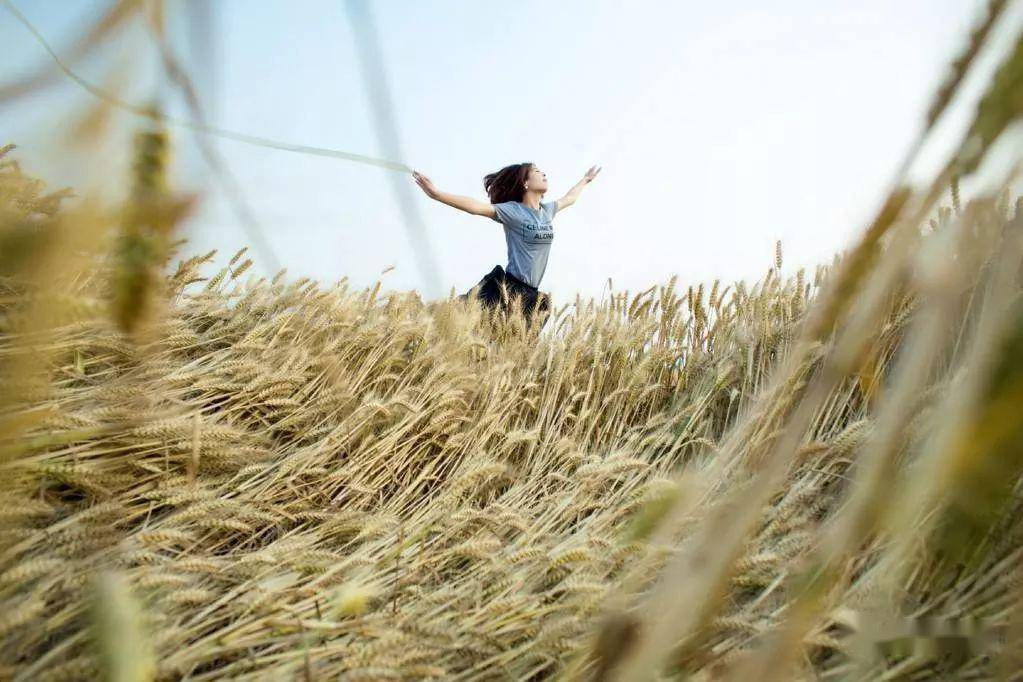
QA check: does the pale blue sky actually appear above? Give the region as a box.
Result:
[0,1,993,302]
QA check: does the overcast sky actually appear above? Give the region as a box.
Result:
[0,0,1004,304]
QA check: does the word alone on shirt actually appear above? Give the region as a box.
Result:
[490,199,558,289]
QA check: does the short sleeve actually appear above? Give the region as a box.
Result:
[491,202,515,224]
[542,200,558,221]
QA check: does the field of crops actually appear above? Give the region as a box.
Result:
[3,3,1023,680]
[2,132,1022,679]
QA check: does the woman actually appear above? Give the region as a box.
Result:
[412,162,601,329]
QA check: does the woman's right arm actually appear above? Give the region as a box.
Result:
[412,170,497,219]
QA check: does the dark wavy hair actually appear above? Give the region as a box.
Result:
[483,162,533,204]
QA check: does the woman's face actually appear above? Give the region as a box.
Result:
[525,165,548,194]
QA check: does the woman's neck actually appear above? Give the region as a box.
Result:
[521,191,543,210]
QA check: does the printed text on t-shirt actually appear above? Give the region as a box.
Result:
[520,223,553,243]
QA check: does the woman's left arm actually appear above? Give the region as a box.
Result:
[555,165,602,213]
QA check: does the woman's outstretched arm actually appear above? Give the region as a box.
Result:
[412,170,496,219]
[555,165,602,213]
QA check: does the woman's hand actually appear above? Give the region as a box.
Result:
[412,170,440,199]
[555,165,602,214]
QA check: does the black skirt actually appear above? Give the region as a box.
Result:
[459,265,551,325]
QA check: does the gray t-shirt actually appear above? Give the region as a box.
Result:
[490,199,558,288]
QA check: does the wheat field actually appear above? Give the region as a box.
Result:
[3,3,1023,680]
